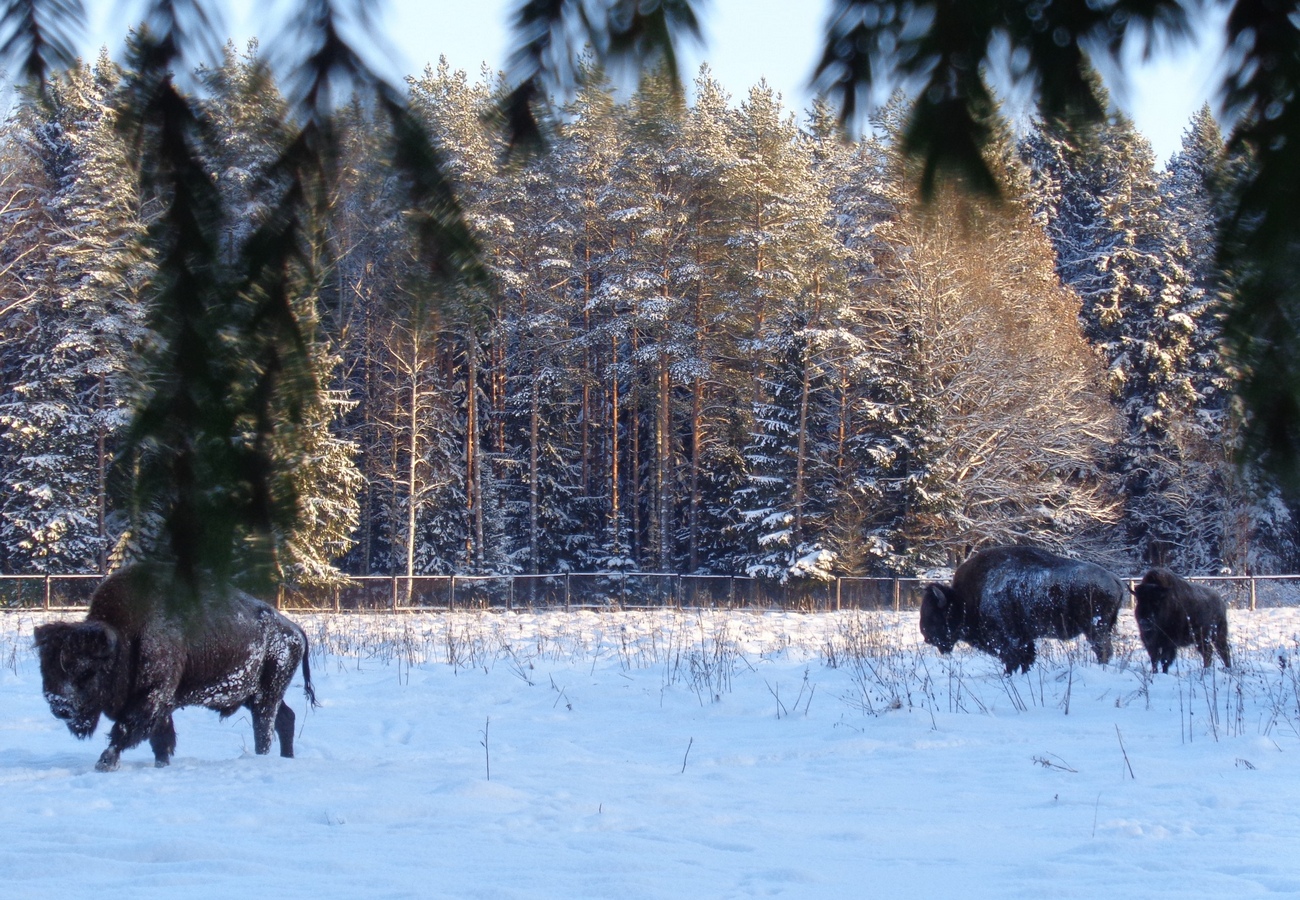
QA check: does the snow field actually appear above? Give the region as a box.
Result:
[2,607,1300,898]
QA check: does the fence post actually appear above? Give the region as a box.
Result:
[728,576,735,608]
[44,574,50,611]
[509,577,514,612]
[836,578,842,611]
[449,575,455,610]
[1251,576,1257,611]
[564,574,570,612]
[893,579,900,612]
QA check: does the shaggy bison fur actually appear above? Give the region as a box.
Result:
[920,545,1124,673]
[1132,567,1231,673]
[34,565,316,771]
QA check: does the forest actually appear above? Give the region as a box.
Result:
[0,41,1293,585]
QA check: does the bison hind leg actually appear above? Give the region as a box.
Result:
[248,699,296,758]
[250,631,302,757]
[245,697,282,755]
[150,714,177,767]
[1197,634,1215,668]
[1214,630,1232,669]
[1088,632,1114,665]
[275,703,296,758]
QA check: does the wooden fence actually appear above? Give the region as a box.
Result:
[3,572,1300,613]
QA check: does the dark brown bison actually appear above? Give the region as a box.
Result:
[34,565,316,771]
[920,545,1124,673]
[1132,567,1231,673]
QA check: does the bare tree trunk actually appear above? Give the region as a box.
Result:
[582,244,593,500]
[688,375,702,573]
[581,303,592,500]
[465,332,484,571]
[657,349,671,571]
[628,315,643,566]
[96,374,108,573]
[749,198,767,408]
[405,338,419,598]
[529,351,541,574]
[630,381,641,568]
[794,356,811,548]
[609,331,621,555]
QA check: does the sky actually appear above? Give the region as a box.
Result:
[82,0,1229,165]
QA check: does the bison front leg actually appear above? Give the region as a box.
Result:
[1157,643,1177,674]
[97,696,175,772]
[149,714,177,767]
[1000,641,1036,675]
[95,743,122,772]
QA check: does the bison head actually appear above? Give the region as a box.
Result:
[1132,568,1176,617]
[919,584,963,654]
[33,621,119,739]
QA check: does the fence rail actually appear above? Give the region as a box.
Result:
[5,572,1300,613]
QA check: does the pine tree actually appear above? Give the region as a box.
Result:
[324,98,411,576]
[808,103,926,575]
[675,68,744,573]
[408,60,514,575]
[726,83,858,582]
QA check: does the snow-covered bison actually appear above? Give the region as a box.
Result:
[34,565,316,771]
[920,545,1124,673]
[1132,567,1231,673]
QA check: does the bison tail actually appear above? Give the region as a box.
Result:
[300,632,320,709]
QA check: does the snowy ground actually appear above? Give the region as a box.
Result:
[4,606,1300,899]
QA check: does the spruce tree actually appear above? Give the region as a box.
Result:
[0,55,147,573]
[1026,96,1233,570]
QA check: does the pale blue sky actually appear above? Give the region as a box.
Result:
[83,0,1226,164]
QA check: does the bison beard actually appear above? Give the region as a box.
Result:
[1133,567,1232,673]
[919,545,1124,674]
[34,566,317,772]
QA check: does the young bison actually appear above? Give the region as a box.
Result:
[1132,567,1231,673]
[920,545,1124,674]
[34,565,316,771]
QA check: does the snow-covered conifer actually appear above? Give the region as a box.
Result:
[0,55,147,573]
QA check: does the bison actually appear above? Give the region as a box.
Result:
[34,565,316,772]
[1132,567,1231,673]
[920,545,1124,673]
